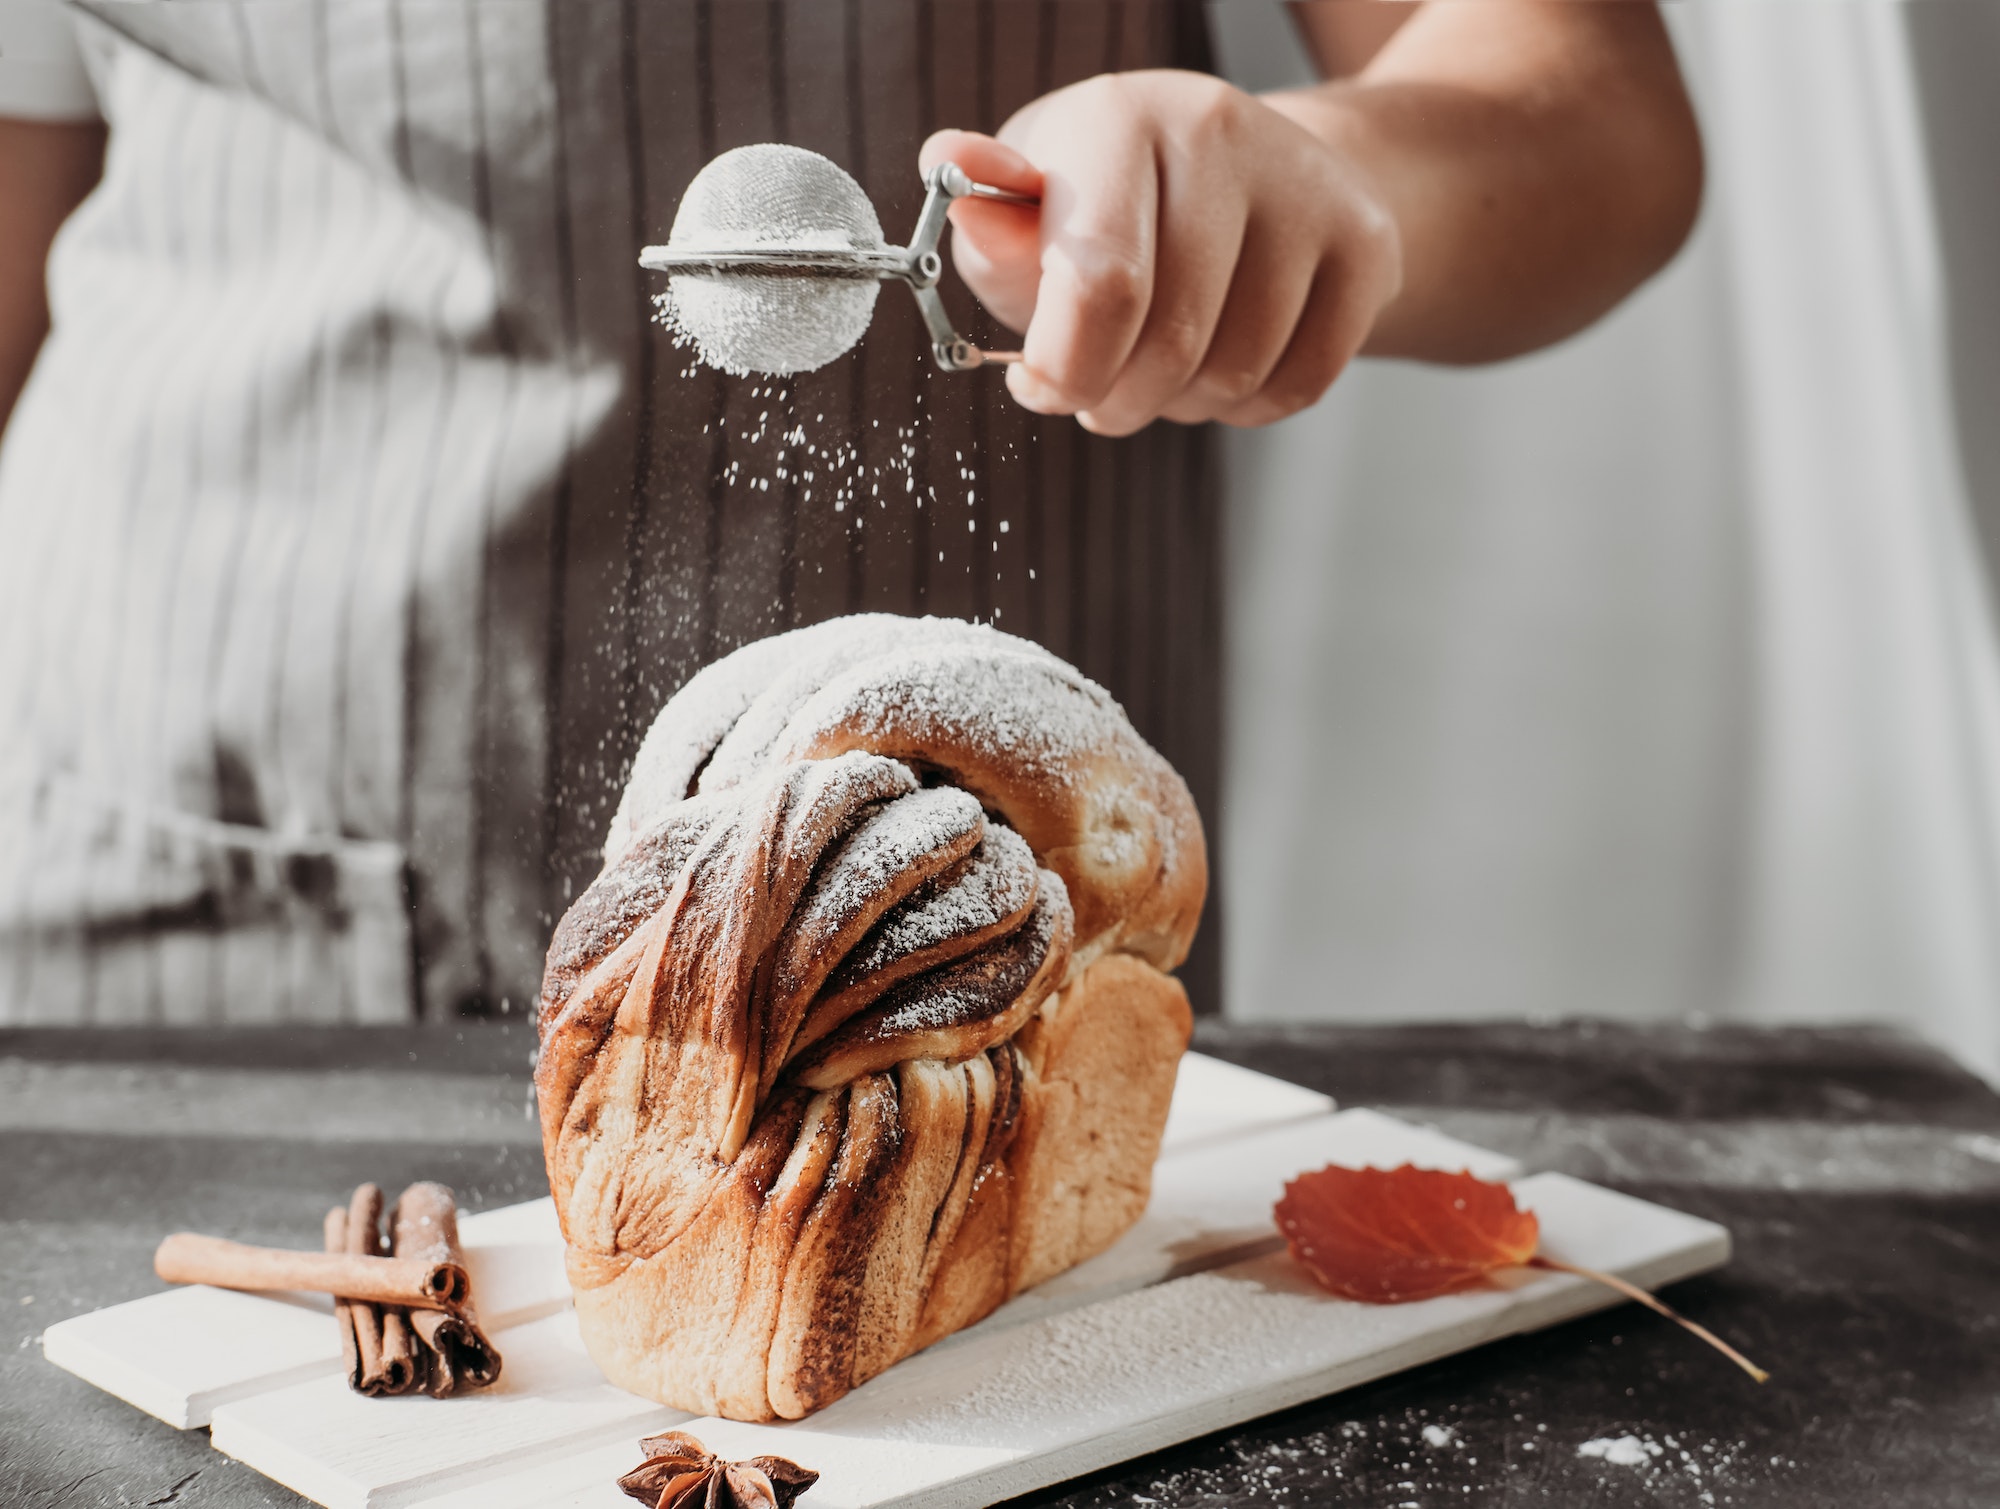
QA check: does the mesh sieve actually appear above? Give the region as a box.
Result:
[659,144,885,376]
[645,147,1036,375]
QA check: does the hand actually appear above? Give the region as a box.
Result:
[919,71,1402,436]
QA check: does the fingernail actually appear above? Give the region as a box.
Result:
[1077,410,1143,438]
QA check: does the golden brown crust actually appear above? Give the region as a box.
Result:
[1005,955,1193,1293]
[538,615,1205,1421]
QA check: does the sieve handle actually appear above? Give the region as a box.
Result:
[958,181,1039,206]
[907,163,1039,371]
[907,162,1037,274]
[636,244,913,279]
[936,164,1038,208]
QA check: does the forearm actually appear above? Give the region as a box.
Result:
[0,117,105,437]
[1272,2,1702,363]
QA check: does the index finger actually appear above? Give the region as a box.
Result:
[920,130,1044,297]
[1009,87,1160,413]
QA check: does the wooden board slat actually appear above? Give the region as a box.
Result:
[207,1310,687,1509]
[39,1285,341,1433]
[397,1440,648,1509]
[1156,1050,1332,1151]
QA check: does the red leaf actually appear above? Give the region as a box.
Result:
[1274,1163,1540,1303]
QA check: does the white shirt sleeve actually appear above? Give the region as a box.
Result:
[0,0,101,121]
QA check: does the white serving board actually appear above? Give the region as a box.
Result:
[45,1054,1732,1509]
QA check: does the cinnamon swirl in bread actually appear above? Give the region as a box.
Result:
[535,615,1205,1420]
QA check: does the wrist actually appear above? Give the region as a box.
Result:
[1256,84,1408,353]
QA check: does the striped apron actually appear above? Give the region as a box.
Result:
[0,0,1222,1026]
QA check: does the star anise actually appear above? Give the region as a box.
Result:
[618,1431,819,1509]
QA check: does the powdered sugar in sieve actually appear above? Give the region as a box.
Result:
[658,145,885,376]
[643,148,1038,376]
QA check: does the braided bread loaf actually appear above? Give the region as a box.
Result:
[535,615,1205,1420]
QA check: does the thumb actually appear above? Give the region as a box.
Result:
[918,130,1043,197]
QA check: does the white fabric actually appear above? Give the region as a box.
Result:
[1214,4,2000,1081]
[0,0,98,121]
[1691,5,2000,1083]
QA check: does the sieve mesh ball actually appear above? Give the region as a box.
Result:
[660,144,885,377]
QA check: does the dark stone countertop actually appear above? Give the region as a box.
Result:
[3,1019,1996,1508]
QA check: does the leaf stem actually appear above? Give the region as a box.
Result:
[1527,1255,1769,1384]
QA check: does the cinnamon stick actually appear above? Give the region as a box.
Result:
[392,1181,502,1394]
[323,1206,363,1390]
[407,1300,501,1393]
[375,1308,420,1394]
[345,1183,418,1396]
[152,1234,468,1310]
[344,1185,388,1390]
[322,1186,419,1396]
[352,1184,418,1392]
